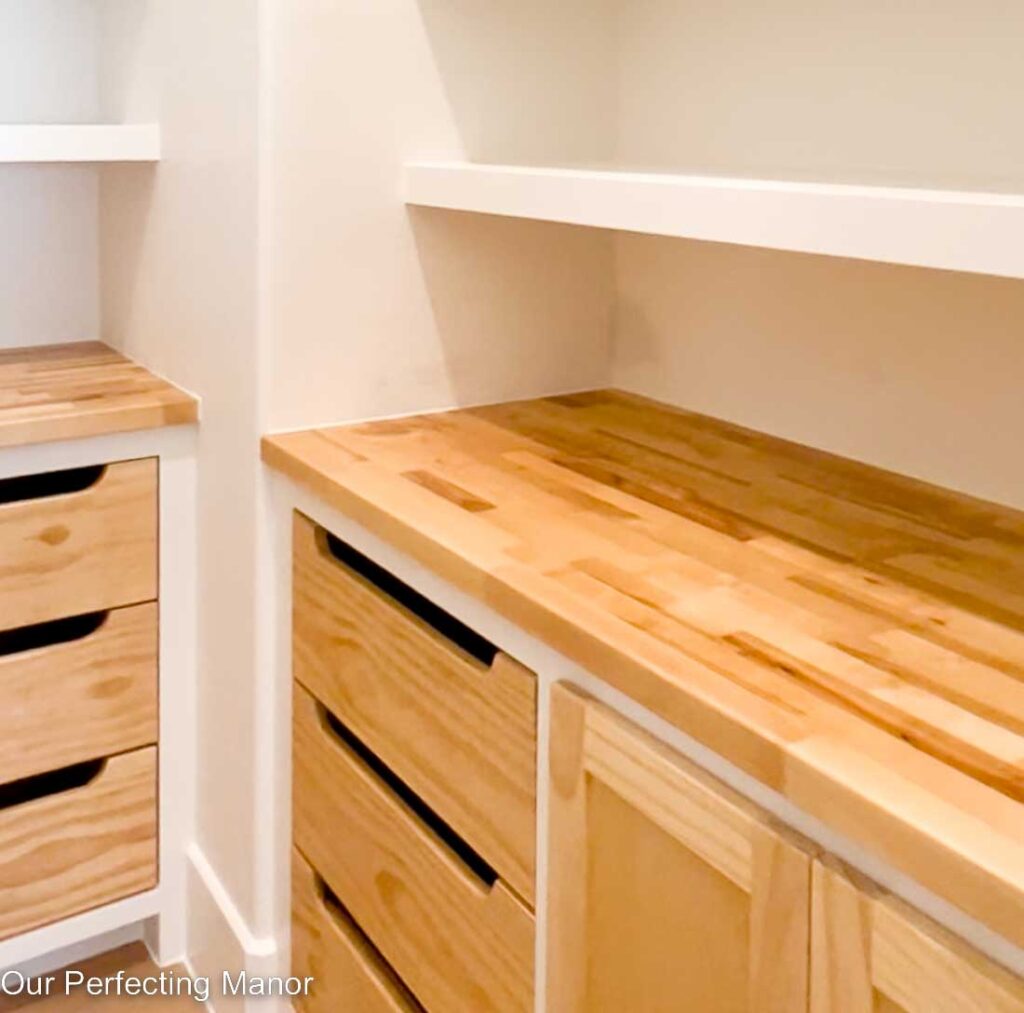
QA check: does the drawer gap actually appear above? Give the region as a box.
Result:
[319,704,500,889]
[0,758,105,810]
[311,863,427,1011]
[0,611,107,658]
[322,529,497,666]
[0,465,105,506]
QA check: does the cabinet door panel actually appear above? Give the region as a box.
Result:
[811,861,1024,1013]
[548,684,811,1013]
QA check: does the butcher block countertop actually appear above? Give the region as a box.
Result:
[263,389,1024,950]
[0,341,197,449]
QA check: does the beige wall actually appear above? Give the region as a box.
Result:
[98,0,264,935]
[358,0,1024,193]
[266,0,614,432]
[414,0,616,165]
[0,1,100,348]
[615,0,1024,191]
[614,234,1024,509]
[609,1,1024,511]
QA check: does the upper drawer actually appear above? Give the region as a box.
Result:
[293,512,537,906]
[293,685,535,1013]
[0,459,157,633]
[0,603,158,785]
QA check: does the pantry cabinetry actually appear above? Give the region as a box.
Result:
[548,684,1024,1013]
[270,389,1024,1012]
[0,342,197,963]
[811,862,1024,1013]
[0,459,159,940]
[292,512,536,1013]
[547,684,810,1012]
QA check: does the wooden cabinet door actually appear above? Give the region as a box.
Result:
[811,861,1024,1013]
[547,684,811,1012]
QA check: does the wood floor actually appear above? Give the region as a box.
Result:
[0,945,198,1011]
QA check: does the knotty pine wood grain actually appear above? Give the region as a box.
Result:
[293,512,536,905]
[292,849,420,1013]
[549,685,811,1012]
[0,342,196,449]
[812,859,1024,1011]
[0,458,157,633]
[0,748,157,942]
[262,389,1024,948]
[0,603,157,784]
[293,686,534,1013]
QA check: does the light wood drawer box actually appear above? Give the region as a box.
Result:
[0,603,157,785]
[0,746,157,941]
[0,459,158,634]
[293,848,421,1013]
[293,684,534,1013]
[293,512,537,905]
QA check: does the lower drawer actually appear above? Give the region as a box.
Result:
[293,684,534,1013]
[0,747,157,941]
[0,603,158,784]
[292,849,420,1013]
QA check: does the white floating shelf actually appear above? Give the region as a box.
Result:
[405,161,1024,280]
[0,124,161,164]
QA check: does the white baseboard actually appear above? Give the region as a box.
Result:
[186,844,286,1013]
[7,922,146,980]
[0,891,161,974]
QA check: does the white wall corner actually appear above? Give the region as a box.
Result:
[185,844,286,1013]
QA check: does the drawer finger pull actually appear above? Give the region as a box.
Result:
[0,465,106,507]
[0,611,108,659]
[316,702,499,889]
[316,867,354,922]
[0,758,106,810]
[312,867,427,1010]
[319,528,497,666]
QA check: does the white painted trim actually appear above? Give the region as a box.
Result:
[405,161,1024,279]
[269,475,1024,997]
[0,425,196,481]
[0,124,161,163]
[251,472,294,955]
[186,844,288,1013]
[149,435,199,966]
[0,893,160,972]
[187,845,277,961]
[9,923,144,980]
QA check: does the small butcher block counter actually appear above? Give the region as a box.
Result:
[263,389,1024,951]
[0,341,197,449]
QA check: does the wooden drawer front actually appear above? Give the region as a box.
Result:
[293,849,421,1013]
[293,513,537,905]
[0,459,157,633]
[293,685,534,1013]
[0,747,157,941]
[0,603,158,785]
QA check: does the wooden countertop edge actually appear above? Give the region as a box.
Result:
[261,432,1024,953]
[0,397,198,450]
